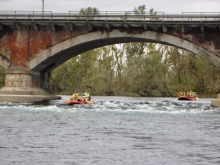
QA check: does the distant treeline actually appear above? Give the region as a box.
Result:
[49,43,220,98]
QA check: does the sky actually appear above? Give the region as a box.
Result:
[0,0,220,14]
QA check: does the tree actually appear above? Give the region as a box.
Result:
[133,5,146,14]
[78,7,99,20]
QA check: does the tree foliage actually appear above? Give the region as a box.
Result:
[49,41,220,97]
[78,7,99,20]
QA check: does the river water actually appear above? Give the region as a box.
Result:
[0,96,220,165]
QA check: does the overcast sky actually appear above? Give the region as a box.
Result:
[0,0,220,14]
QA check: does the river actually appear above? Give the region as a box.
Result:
[0,96,220,165]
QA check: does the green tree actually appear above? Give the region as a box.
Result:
[78,7,99,20]
[133,5,146,14]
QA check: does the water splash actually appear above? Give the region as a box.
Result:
[0,99,219,114]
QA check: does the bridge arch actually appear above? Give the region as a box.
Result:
[28,29,220,72]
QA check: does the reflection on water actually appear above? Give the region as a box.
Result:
[0,96,220,165]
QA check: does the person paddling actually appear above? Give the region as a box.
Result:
[83,90,91,102]
[70,93,78,100]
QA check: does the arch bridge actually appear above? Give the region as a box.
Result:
[0,11,220,106]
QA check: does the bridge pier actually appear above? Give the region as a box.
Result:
[0,67,61,103]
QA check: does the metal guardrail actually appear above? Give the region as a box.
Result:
[0,11,220,22]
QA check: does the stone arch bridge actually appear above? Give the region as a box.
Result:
[0,11,220,106]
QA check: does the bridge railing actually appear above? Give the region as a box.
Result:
[0,11,219,22]
[0,10,53,20]
[182,12,220,21]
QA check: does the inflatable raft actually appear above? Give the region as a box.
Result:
[66,98,94,105]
